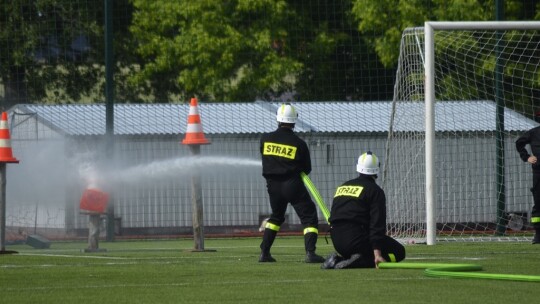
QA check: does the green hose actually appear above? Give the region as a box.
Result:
[379,262,540,282]
[300,172,330,223]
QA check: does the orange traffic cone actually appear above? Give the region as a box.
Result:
[181,97,210,145]
[0,112,19,163]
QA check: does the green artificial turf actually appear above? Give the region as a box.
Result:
[1,237,539,303]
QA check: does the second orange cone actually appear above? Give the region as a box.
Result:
[182,97,210,145]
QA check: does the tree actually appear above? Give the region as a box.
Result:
[0,0,102,108]
[289,0,394,101]
[0,0,144,108]
[129,0,393,102]
[1,0,398,104]
[129,0,299,102]
[351,0,529,68]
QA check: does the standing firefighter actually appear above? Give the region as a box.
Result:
[515,110,540,244]
[322,151,405,269]
[259,103,325,263]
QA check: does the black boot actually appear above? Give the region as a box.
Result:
[305,251,325,263]
[259,252,277,262]
[533,228,540,244]
[321,252,343,269]
[259,228,278,262]
[303,232,324,263]
[334,253,363,269]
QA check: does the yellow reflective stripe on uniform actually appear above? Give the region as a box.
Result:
[303,227,319,235]
[265,222,280,231]
[334,185,364,198]
[388,253,396,263]
[263,142,297,160]
[532,217,540,223]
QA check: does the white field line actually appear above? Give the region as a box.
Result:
[1,253,306,268]
[1,253,486,270]
[17,253,128,259]
[12,244,334,253]
[1,277,429,292]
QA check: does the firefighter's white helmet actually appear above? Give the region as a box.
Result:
[276,103,298,124]
[356,151,380,175]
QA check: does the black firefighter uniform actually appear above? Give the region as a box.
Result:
[259,126,321,255]
[329,175,405,267]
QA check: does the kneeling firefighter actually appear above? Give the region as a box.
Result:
[322,151,406,269]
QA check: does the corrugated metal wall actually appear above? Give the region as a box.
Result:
[7,113,534,236]
[66,132,387,231]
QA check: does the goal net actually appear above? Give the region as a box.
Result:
[384,22,540,243]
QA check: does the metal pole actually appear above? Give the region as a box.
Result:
[0,163,16,254]
[189,145,205,251]
[104,0,115,242]
[495,0,506,235]
[0,164,18,254]
[0,164,6,251]
[425,22,436,245]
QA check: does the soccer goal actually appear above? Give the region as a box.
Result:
[383,21,540,244]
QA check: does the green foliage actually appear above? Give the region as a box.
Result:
[289,1,373,101]
[129,0,301,102]
[352,0,528,68]
[0,0,148,106]
[352,0,425,68]
[0,0,104,107]
[2,1,539,104]
[128,0,384,102]
[430,29,540,109]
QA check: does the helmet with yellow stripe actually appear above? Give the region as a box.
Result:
[276,103,298,124]
[356,151,380,175]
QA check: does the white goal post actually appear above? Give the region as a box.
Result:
[385,21,540,245]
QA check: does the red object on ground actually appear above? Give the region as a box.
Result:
[79,188,109,214]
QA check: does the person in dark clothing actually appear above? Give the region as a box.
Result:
[515,111,540,244]
[259,103,325,263]
[322,151,405,269]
